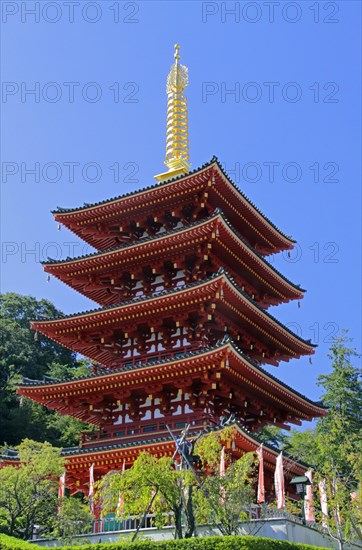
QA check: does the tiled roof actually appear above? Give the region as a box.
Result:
[18,336,326,412]
[0,421,310,468]
[60,420,310,468]
[0,449,20,462]
[53,157,294,243]
[61,435,171,456]
[31,269,314,349]
[43,209,304,293]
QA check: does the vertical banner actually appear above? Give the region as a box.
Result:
[220,446,226,477]
[304,469,315,522]
[318,478,328,527]
[219,446,226,502]
[256,444,265,504]
[274,452,285,509]
[58,471,66,500]
[57,471,66,514]
[89,463,95,514]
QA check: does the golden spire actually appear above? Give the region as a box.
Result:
[154,44,191,182]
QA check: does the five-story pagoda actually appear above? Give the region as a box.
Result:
[17,45,326,498]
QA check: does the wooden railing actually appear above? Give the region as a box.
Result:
[92,343,205,375]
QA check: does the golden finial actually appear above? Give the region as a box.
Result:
[154,44,191,182]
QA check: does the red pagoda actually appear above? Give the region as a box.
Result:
[17,45,326,500]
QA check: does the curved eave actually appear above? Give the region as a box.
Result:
[210,159,294,254]
[226,422,307,475]
[0,423,308,477]
[17,339,325,423]
[62,439,176,476]
[30,271,315,363]
[43,211,304,306]
[61,421,306,476]
[52,157,294,254]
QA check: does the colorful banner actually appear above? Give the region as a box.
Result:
[89,463,95,514]
[256,445,265,504]
[58,471,66,500]
[219,446,226,502]
[304,469,315,522]
[274,452,285,509]
[220,446,226,477]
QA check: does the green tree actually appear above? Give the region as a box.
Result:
[316,331,361,474]
[0,293,77,391]
[0,293,93,447]
[254,425,288,450]
[286,332,362,549]
[52,497,92,543]
[96,451,194,540]
[0,440,64,540]
[96,428,257,540]
[194,428,256,536]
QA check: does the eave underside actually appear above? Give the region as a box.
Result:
[30,272,314,370]
[44,212,303,308]
[17,341,326,434]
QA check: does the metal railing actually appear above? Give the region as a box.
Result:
[91,507,323,535]
[92,513,173,534]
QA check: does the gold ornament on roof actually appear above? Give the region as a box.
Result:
[155,44,191,182]
[166,44,189,93]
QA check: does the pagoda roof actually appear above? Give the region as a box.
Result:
[43,210,304,307]
[17,337,325,427]
[61,421,307,477]
[30,270,315,367]
[0,421,309,477]
[52,157,294,255]
[0,422,307,494]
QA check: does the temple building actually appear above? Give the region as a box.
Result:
[16,45,326,501]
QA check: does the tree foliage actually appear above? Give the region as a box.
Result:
[96,451,194,539]
[253,425,288,450]
[0,440,64,539]
[0,293,76,390]
[0,293,93,447]
[194,453,255,536]
[52,497,92,543]
[194,428,256,536]
[96,428,257,540]
[285,332,362,546]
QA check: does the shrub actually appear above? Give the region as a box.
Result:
[0,534,39,550]
[0,533,329,550]
[64,535,328,550]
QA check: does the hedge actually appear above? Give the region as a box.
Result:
[0,535,36,550]
[0,534,329,550]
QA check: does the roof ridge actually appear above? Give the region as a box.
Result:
[52,158,215,214]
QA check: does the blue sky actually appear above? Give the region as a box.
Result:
[1,1,361,414]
